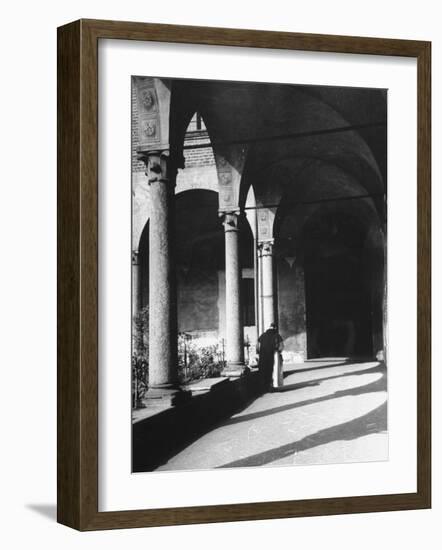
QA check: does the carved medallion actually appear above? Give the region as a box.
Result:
[219,171,232,185]
[141,89,155,111]
[217,155,229,168]
[220,190,231,204]
[143,120,157,138]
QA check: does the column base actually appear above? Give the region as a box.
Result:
[145,385,191,407]
[221,362,249,378]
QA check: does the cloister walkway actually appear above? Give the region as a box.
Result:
[156,359,388,471]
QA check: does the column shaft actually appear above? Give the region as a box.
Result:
[222,212,244,368]
[143,152,178,387]
[132,251,141,320]
[255,239,262,339]
[260,241,275,330]
[257,245,264,336]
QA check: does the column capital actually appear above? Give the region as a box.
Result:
[138,149,183,187]
[132,250,139,265]
[258,239,274,256]
[219,210,241,232]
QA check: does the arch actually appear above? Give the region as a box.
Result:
[274,195,385,359]
[175,111,218,195]
[301,210,381,358]
[238,85,385,211]
[273,158,384,246]
[174,189,255,335]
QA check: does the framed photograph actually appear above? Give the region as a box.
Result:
[57,19,431,530]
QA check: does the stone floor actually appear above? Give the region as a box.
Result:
[156,359,388,471]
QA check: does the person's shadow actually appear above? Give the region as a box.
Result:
[25,504,57,521]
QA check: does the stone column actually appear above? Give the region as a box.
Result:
[255,238,262,340]
[131,250,141,357]
[140,150,178,387]
[259,240,275,330]
[132,251,141,320]
[221,211,245,372]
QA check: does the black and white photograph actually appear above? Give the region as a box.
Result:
[131,76,388,473]
[1,0,436,542]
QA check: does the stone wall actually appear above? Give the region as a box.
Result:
[277,258,307,360]
[177,268,219,332]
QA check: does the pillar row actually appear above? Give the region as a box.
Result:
[140,150,178,387]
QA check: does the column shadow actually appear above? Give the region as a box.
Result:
[217,400,387,468]
[223,364,386,427]
[278,364,382,393]
[283,359,373,378]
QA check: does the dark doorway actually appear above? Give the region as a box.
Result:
[303,212,374,359]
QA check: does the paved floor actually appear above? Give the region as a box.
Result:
[157,359,388,471]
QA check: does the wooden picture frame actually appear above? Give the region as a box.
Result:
[57,18,431,531]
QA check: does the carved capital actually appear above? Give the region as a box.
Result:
[220,210,241,233]
[258,239,274,257]
[138,150,179,187]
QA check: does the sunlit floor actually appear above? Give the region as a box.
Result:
[156,359,388,471]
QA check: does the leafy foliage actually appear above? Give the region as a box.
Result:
[132,305,149,408]
[178,335,225,384]
[132,307,229,405]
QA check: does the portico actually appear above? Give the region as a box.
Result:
[132,76,387,388]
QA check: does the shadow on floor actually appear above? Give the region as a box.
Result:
[283,358,372,378]
[25,504,57,521]
[222,364,386,427]
[133,371,263,472]
[278,364,383,393]
[217,400,387,468]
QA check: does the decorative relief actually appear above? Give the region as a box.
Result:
[219,172,232,185]
[141,88,156,112]
[217,155,229,169]
[219,189,232,204]
[135,81,161,146]
[260,226,269,237]
[258,214,270,240]
[143,120,157,138]
[257,207,275,242]
[215,153,233,187]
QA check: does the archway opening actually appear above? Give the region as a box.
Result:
[302,211,374,358]
[175,189,223,334]
[275,197,385,361]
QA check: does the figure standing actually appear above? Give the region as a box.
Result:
[257,323,284,392]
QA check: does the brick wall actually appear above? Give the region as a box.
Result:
[131,85,145,173]
[132,87,215,173]
[183,131,215,168]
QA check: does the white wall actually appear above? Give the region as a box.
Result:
[0,0,440,547]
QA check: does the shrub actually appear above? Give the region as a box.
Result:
[132,305,149,408]
[178,336,225,383]
[132,355,149,408]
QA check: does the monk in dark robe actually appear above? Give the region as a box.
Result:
[257,323,283,392]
